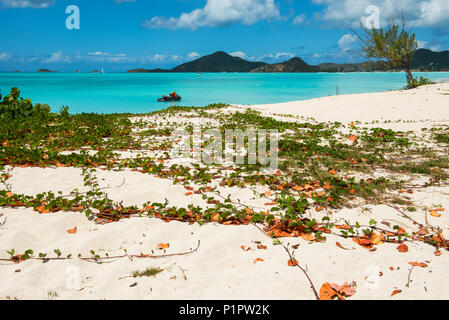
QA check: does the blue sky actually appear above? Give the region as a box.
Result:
[0,0,448,72]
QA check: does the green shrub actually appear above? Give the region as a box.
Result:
[0,87,51,119]
[406,75,435,89]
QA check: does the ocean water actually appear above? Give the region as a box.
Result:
[0,72,448,114]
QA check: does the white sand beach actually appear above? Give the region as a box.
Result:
[247,82,449,123]
[1,83,449,300]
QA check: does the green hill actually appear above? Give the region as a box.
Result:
[171,51,266,73]
[251,57,320,73]
[411,48,449,71]
[317,62,366,72]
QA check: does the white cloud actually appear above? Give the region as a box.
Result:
[0,53,11,61]
[417,39,443,51]
[256,52,296,62]
[145,54,184,63]
[171,55,183,61]
[430,44,442,51]
[143,0,281,30]
[338,33,358,51]
[417,40,428,48]
[230,51,248,59]
[313,0,449,29]
[187,52,201,60]
[274,52,295,60]
[292,14,306,25]
[86,52,130,62]
[88,51,111,56]
[0,0,54,8]
[44,51,71,63]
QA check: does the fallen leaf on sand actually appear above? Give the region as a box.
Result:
[301,233,315,242]
[371,233,385,245]
[391,289,402,296]
[323,182,332,190]
[408,262,427,268]
[36,206,50,214]
[184,192,193,196]
[319,282,350,300]
[397,244,409,253]
[10,255,23,263]
[432,233,446,246]
[158,243,170,250]
[353,237,373,249]
[417,227,429,235]
[336,242,348,250]
[331,282,356,297]
[67,226,77,234]
[429,210,441,217]
[253,258,264,263]
[241,245,250,251]
[435,250,441,256]
[288,259,298,267]
[319,283,339,300]
[349,135,358,142]
[257,244,267,250]
[264,191,272,197]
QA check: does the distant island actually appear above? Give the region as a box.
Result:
[127,68,171,73]
[250,57,320,73]
[126,49,449,73]
[37,69,55,73]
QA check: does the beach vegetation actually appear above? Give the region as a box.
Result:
[0,87,50,119]
[1,88,448,263]
[132,267,164,278]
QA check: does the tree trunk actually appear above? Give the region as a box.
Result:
[405,66,415,88]
[406,68,414,81]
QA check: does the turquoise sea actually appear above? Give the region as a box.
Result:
[1,72,448,114]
